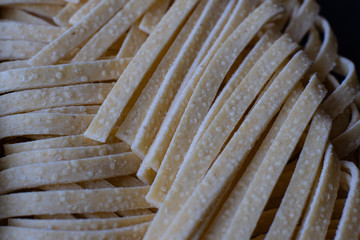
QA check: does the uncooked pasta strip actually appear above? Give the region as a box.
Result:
[0,187,151,219]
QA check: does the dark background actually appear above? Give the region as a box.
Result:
[317,0,360,74]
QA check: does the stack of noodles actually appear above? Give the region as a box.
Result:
[0,0,359,239]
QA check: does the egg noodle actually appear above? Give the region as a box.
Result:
[0,0,359,239]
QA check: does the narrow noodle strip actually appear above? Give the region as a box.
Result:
[129,0,228,157]
[53,1,86,27]
[84,0,201,142]
[34,105,100,114]
[68,0,102,25]
[0,113,94,139]
[0,152,141,194]
[0,60,30,72]
[8,214,154,230]
[29,0,128,66]
[3,135,110,155]
[0,58,129,94]
[139,0,171,34]
[310,17,338,80]
[0,142,130,170]
[0,187,151,219]
[0,40,45,60]
[0,223,149,240]
[203,85,303,240]
[44,178,151,218]
[78,178,154,217]
[284,0,319,42]
[0,22,65,42]
[334,161,360,240]
[116,23,148,59]
[0,83,113,117]
[295,145,340,240]
[72,0,157,61]
[140,0,257,174]
[265,110,332,240]
[304,26,322,60]
[147,0,284,206]
[321,57,360,119]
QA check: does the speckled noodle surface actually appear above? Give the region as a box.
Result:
[0,0,359,240]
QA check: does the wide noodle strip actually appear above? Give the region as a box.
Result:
[0,83,113,117]
[68,0,102,25]
[29,0,128,66]
[161,75,326,240]
[0,142,130,170]
[0,187,151,219]
[146,0,284,206]
[3,134,112,155]
[0,152,141,194]
[0,58,129,94]
[0,113,94,139]
[146,35,300,206]
[139,0,171,34]
[0,223,150,240]
[127,0,229,157]
[0,40,45,60]
[295,145,340,240]
[321,57,360,119]
[265,110,332,240]
[139,0,257,176]
[84,0,201,142]
[334,161,360,240]
[116,0,212,147]
[203,80,303,240]
[72,0,157,61]
[0,22,65,42]
[8,214,154,230]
